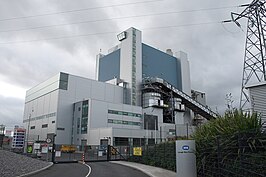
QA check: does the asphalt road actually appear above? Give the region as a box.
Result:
[28,163,89,177]
[88,162,150,177]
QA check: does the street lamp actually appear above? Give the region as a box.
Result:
[26,108,33,153]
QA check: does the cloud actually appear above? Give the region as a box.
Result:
[0,0,254,126]
[0,96,24,128]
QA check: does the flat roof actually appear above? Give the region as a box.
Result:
[246,81,266,89]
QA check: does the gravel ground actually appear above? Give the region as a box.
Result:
[0,150,51,177]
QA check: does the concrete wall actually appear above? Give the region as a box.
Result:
[24,72,125,145]
[176,51,191,95]
[73,99,143,145]
[119,27,142,106]
[88,128,113,145]
[23,73,60,142]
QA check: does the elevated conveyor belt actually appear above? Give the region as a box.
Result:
[142,77,218,120]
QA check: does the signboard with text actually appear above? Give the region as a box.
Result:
[133,147,142,156]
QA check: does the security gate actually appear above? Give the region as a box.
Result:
[40,145,130,163]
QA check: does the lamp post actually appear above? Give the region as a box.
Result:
[26,108,33,153]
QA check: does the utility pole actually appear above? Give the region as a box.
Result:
[224,0,266,111]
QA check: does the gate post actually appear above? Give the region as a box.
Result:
[107,145,111,161]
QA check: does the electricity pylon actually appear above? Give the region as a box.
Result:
[226,0,266,111]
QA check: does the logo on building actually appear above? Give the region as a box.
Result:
[117,31,127,41]
[182,145,189,150]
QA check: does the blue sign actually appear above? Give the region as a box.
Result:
[182,145,189,150]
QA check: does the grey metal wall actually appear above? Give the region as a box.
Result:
[98,49,120,82]
[249,84,266,125]
[142,43,182,90]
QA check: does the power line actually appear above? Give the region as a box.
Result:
[0,21,220,45]
[0,5,238,34]
[0,0,163,22]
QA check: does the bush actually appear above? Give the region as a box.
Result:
[129,141,176,171]
[192,110,265,176]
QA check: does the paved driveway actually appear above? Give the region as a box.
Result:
[29,163,89,177]
[87,162,149,177]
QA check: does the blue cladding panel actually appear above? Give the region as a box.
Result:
[142,44,182,90]
[98,49,120,82]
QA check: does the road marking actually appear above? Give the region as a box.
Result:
[84,163,92,177]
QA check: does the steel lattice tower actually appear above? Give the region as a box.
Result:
[230,0,266,110]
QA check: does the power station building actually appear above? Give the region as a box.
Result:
[23,27,216,147]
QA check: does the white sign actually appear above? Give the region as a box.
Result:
[176,140,197,177]
[34,143,41,150]
[117,31,127,41]
[46,138,52,144]
[55,151,61,157]
[41,146,48,153]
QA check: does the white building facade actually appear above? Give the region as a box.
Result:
[23,27,213,147]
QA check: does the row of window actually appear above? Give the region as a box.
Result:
[29,124,48,129]
[108,119,141,126]
[30,124,64,130]
[131,28,137,105]
[108,109,142,118]
[13,133,25,135]
[12,141,24,144]
[23,112,56,123]
[30,120,55,129]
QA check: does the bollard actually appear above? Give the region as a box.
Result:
[82,153,85,164]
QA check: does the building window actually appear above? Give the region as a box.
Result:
[81,100,89,134]
[57,127,65,131]
[107,119,141,126]
[107,109,142,118]
[144,114,158,130]
[42,124,48,128]
[59,72,69,90]
[114,137,129,146]
[77,118,80,134]
[52,121,55,124]
[30,126,35,129]
[82,100,88,117]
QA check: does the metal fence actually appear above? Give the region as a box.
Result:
[129,142,176,172]
[39,145,130,163]
[197,131,266,177]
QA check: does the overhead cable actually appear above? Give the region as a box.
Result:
[0,5,238,33]
[0,0,164,22]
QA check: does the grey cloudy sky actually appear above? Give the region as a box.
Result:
[0,0,251,128]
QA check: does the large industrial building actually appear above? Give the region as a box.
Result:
[23,27,216,147]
